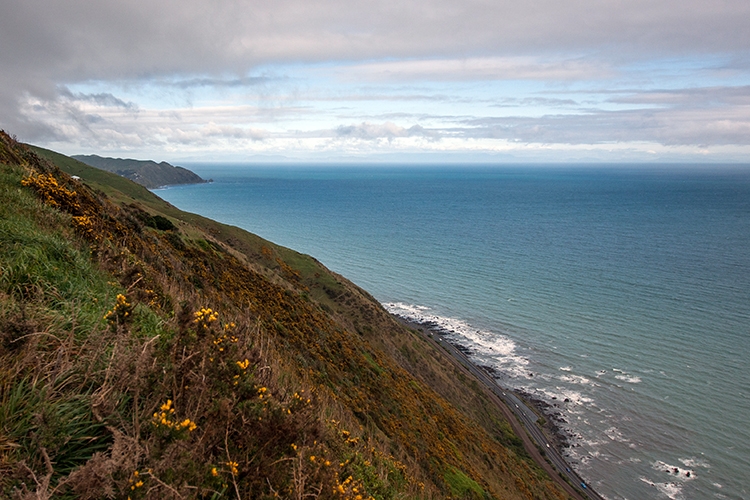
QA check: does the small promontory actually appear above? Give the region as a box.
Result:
[72,154,207,189]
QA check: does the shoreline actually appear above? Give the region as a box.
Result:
[392,313,604,500]
[395,315,574,452]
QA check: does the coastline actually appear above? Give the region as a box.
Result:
[392,313,604,500]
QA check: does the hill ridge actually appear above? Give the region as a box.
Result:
[72,154,207,189]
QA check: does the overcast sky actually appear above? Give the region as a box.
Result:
[2,0,750,163]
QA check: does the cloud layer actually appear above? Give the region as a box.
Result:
[2,0,750,161]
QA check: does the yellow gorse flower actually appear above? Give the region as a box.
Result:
[193,307,219,328]
[152,399,197,434]
[103,294,133,326]
[225,460,239,475]
[129,470,144,491]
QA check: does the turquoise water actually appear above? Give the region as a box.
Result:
[157,165,750,500]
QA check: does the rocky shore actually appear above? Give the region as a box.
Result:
[394,315,575,454]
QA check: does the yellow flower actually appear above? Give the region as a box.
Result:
[211,467,218,477]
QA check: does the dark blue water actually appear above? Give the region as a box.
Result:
[157,165,750,499]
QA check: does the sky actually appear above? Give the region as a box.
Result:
[2,0,750,163]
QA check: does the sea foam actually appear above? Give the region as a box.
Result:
[383,302,529,377]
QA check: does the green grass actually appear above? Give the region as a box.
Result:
[0,377,112,490]
[0,158,120,495]
[0,165,116,337]
[443,465,487,499]
[362,351,385,375]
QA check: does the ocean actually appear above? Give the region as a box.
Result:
[156,164,750,500]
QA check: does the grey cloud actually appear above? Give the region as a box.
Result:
[314,93,457,103]
[2,0,750,152]
[58,88,139,110]
[445,85,750,146]
[459,106,750,146]
[169,76,276,89]
[202,124,267,141]
[341,57,615,83]
[490,97,580,109]
[3,1,750,87]
[608,86,750,107]
[335,122,439,140]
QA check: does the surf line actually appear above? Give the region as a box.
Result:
[389,312,605,500]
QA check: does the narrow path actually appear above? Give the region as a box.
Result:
[406,321,605,500]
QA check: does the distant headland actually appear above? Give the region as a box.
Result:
[72,154,209,189]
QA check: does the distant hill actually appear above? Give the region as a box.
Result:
[72,154,208,189]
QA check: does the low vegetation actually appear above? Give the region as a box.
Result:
[0,131,569,499]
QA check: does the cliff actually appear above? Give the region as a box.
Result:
[0,130,570,499]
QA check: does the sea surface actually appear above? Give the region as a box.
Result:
[157,164,750,500]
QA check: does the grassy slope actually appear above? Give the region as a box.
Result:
[1,135,569,499]
[31,146,343,300]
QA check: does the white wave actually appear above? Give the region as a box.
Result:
[383,302,529,377]
[640,477,684,500]
[384,302,430,318]
[615,374,642,384]
[559,374,595,386]
[604,426,630,443]
[652,460,696,481]
[535,386,593,406]
[559,366,572,371]
[679,457,710,469]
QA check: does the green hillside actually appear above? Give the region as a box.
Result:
[1,131,571,499]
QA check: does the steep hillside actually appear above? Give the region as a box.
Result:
[71,155,207,189]
[1,131,570,500]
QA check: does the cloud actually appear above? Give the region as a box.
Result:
[607,85,750,107]
[460,106,750,146]
[3,1,749,88]
[338,57,614,82]
[489,97,581,109]
[58,88,139,110]
[2,0,750,159]
[166,76,277,90]
[335,122,439,141]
